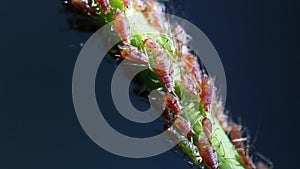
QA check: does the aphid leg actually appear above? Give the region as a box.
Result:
[114,9,131,44]
[191,114,202,128]
[232,137,248,143]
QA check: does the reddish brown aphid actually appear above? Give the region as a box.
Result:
[143,0,165,32]
[144,38,161,52]
[172,25,190,56]
[162,109,171,121]
[230,123,256,169]
[197,117,219,169]
[181,73,198,95]
[118,45,149,65]
[173,115,194,140]
[97,0,111,14]
[184,53,202,86]
[202,117,213,139]
[163,93,182,114]
[114,9,131,44]
[154,50,175,92]
[121,0,132,8]
[198,137,219,169]
[144,38,175,92]
[200,75,215,112]
[172,25,186,51]
[230,123,246,154]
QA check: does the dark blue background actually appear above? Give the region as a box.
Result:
[1,0,299,168]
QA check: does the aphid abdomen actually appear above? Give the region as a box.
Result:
[164,93,182,114]
[97,0,111,14]
[198,137,219,169]
[144,38,161,52]
[202,117,213,139]
[172,25,189,55]
[118,45,149,65]
[174,115,194,140]
[200,75,215,112]
[184,53,202,86]
[154,50,175,92]
[114,9,131,44]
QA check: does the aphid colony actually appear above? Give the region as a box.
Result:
[69,0,272,168]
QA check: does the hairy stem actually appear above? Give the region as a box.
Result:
[68,0,253,168]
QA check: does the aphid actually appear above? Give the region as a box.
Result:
[144,38,175,92]
[184,53,202,86]
[164,93,182,114]
[154,50,175,92]
[97,0,111,14]
[172,25,191,56]
[181,73,198,95]
[173,115,194,140]
[230,123,246,154]
[118,45,149,65]
[162,108,172,121]
[121,0,132,8]
[198,137,219,169]
[144,38,161,52]
[143,0,165,32]
[201,117,213,139]
[230,123,256,169]
[114,9,131,44]
[172,25,186,50]
[196,117,220,169]
[200,75,215,112]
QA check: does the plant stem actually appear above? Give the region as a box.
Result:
[69,0,249,168]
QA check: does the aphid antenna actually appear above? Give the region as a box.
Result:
[248,121,262,150]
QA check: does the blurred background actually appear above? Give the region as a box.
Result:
[0,0,299,168]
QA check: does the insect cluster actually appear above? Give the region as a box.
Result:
[67,0,272,169]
